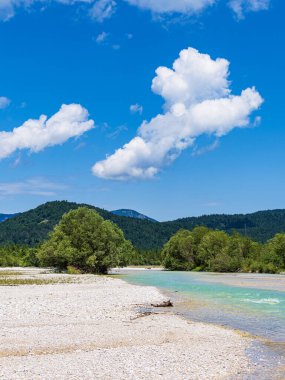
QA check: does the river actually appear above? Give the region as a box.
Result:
[116,270,285,379]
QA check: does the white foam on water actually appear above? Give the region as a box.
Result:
[242,298,280,305]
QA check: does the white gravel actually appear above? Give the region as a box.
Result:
[0,268,252,379]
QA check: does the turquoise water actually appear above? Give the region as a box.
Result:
[119,271,285,342]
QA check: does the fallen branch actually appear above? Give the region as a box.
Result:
[151,300,173,307]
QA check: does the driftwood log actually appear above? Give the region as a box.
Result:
[151,300,173,307]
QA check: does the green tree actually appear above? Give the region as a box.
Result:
[197,230,229,270]
[190,226,210,248]
[161,229,196,270]
[207,235,243,272]
[37,207,134,274]
[261,233,285,269]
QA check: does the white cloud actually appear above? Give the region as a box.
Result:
[130,103,143,115]
[126,0,270,17]
[96,31,109,43]
[0,103,94,159]
[229,0,270,19]
[92,47,263,180]
[0,96,11,109]
[107,124,128,139]
[89,0,116,22]
[125,0,215,14]
[0,178,67,196]
[10,156,21,168]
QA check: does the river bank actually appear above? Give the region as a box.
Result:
[0,267,253,379]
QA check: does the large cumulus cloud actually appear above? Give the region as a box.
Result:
[92,47,263,180]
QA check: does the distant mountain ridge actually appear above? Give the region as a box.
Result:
[0,201,285,250]
[0,214,16,223]
[111,209,157,222]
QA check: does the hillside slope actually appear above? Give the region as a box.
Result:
[0,201,285,249]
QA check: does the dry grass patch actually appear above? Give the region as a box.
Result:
[0,277,74,286]
[0,270,23,276]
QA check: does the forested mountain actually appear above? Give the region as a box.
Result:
[111,209,157,222]
[0,201,285,250]
[160,210,285,245]
[0,202,162,249]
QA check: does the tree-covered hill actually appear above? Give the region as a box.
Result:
[0,201,163,249]
[160,210,285,244]
[0,201,285,250]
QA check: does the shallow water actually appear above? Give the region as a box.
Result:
[118,271,285,342]
[118,270,285,378]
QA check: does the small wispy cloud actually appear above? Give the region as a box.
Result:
[130,103,143,115]
[0,0,271,22]
[0,178,67,196]
[107,125,128,139]
[0,96,11,109]
[253,115,262,127]
[89,0,117,22]
[0,0,117,22]
[112,43,120,50]
[10,156,21,168]
[192,139,220,157]
[74,141,86,151]
[126,0,270,19]
[229,0,270,20]
[96,31,109,44]
[95,31,120,49]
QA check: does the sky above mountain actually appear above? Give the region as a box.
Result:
[0,0,284,220]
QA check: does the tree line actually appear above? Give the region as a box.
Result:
[0,207,284,274]
[161,227,285,273]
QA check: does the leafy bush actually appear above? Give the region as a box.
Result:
[0,245,39,267]
[66,265,83,274]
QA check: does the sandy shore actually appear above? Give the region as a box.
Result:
[0,268,252,379]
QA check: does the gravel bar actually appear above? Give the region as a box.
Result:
[0,268,252,379]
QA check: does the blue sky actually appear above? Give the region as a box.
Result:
[0,0,284,221]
